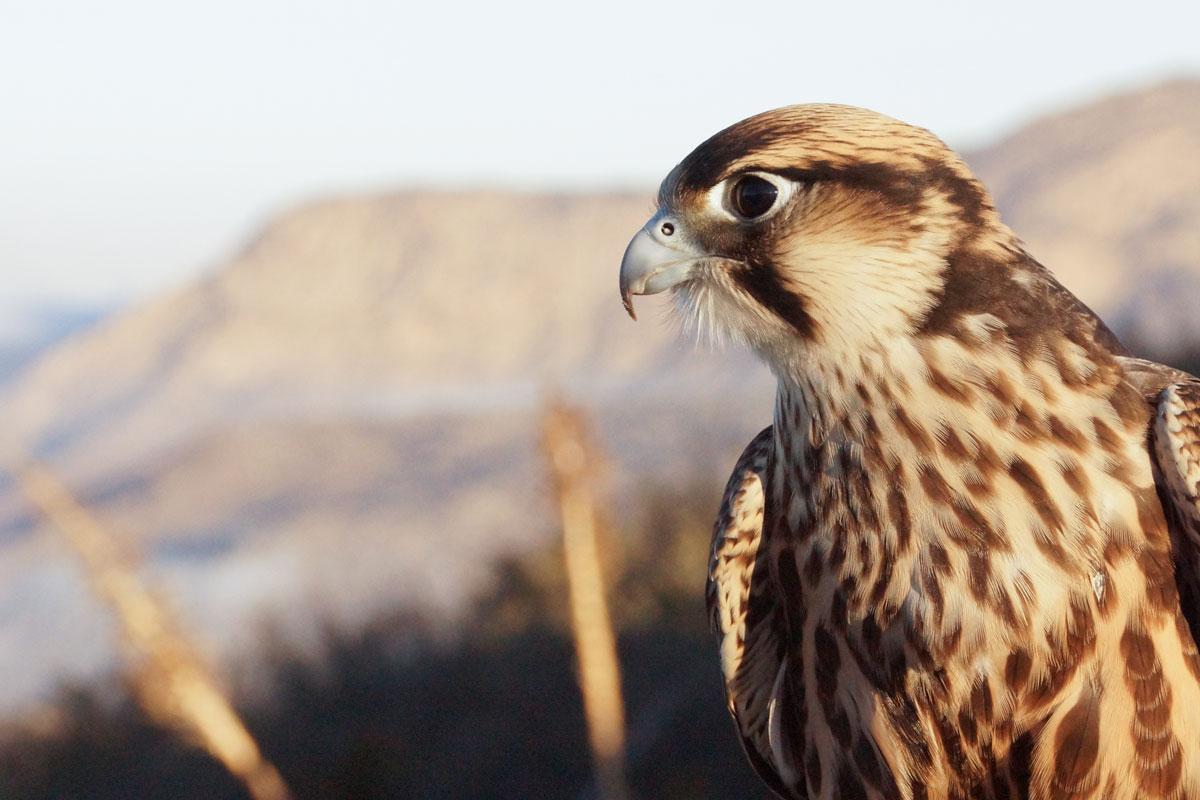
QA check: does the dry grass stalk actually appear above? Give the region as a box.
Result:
[7,453,292,800]
[540,400,632,800]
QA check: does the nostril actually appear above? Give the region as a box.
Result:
[660,222,675,236]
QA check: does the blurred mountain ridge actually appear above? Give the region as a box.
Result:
[0,190,773,710]
[969,77,1200,347]
[4,192,757,474]
[0,78,1198,712]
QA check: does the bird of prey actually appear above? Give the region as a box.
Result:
[618,105,1200,800]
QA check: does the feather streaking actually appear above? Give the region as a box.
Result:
[619,104,1200,800]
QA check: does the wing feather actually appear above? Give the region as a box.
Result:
[1122,357,1200,651]
[706,426,798,799]
[1154,379,1200,651]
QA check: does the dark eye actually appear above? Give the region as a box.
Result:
[729,175,779,220]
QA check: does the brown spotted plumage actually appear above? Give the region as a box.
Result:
[619,105,1200,800]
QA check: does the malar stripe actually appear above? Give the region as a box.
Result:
[731,260,818,338]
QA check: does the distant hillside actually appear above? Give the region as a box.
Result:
[967,78,1200,350]
[2,193,767,478]
[0,79,1198,712]
[0,192,773,711]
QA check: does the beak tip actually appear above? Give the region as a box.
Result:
[621,292,637,321]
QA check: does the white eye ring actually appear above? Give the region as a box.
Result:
[707,172,795,223]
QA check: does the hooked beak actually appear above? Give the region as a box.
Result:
[619,213,706,320]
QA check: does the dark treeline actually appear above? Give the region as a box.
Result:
[0,481,772,800]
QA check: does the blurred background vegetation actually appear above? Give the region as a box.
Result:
[0,468,773,800]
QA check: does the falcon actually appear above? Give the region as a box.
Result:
[618,104,1200,800]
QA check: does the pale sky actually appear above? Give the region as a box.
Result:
[3,0,1200,327]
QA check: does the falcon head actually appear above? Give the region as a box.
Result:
[619,105,1013,368]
